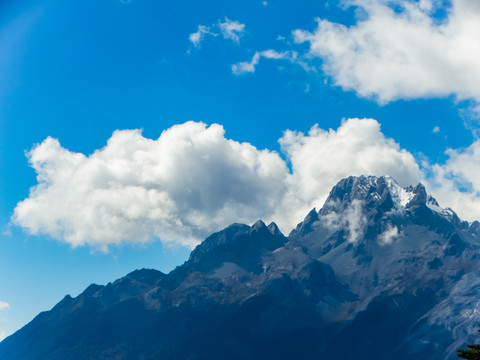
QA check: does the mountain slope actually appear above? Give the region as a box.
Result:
[290,176,480,359]
[2,175,480,359]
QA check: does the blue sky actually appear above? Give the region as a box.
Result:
[1,0,480,339]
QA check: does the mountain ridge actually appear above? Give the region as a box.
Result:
[2,175,480,360]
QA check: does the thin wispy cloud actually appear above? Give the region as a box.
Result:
[232,49,297,75]
[0,302,10,342]
[189,25,217,48]
[189,17,245,48]
[0,331,7,342]
[218,17,245,44]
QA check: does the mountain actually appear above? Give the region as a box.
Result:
[2,175,480,359]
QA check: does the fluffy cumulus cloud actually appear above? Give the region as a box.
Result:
[427,140,480,222]
[232,50,297,75]
[13,119,427,250]
[13,122,289,250]
[20,118,480,249]
[20,118,480,250]
[293,0,480,103]
[276,118,421,224]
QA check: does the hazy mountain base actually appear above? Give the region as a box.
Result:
[2,175,480,360]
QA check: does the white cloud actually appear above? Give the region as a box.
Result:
[0,302,10,342]
[190,18,245,48]
[232,49,297,75]
[426,140,480,222]
[378,225,400,245]
[318,200,367,242]
[276,118,421,225]
[189,25,216,48]
[433,126,440,133]
[18,118,480,250]
[13,119,426,250]
[232,52,261,74]
[0,302,9,311]
[293,0,480,103]
[13,122,289,250]
[218,17,245,44]
[345,200,367,243]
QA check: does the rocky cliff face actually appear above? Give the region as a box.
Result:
[290,176,480,359]
[2,175,480,360]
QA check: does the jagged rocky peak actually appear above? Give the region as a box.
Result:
[320,175,449,214]
[324,175,415,209]
[290,208,319,237]
[291,176,418,238]
[267,221,282,236]
[326,175,393,202]
[404,183,427,207]
[289,175,468,243]
[4,174,480,360]
[187,220,287,272]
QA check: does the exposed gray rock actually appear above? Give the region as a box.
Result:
[2,175,480,360]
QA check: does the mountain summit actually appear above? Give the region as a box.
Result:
[2,175,480,360]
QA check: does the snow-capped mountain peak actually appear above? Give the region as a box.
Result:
[2,175,480,360]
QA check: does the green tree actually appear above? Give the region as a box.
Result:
[458,325,480,359]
